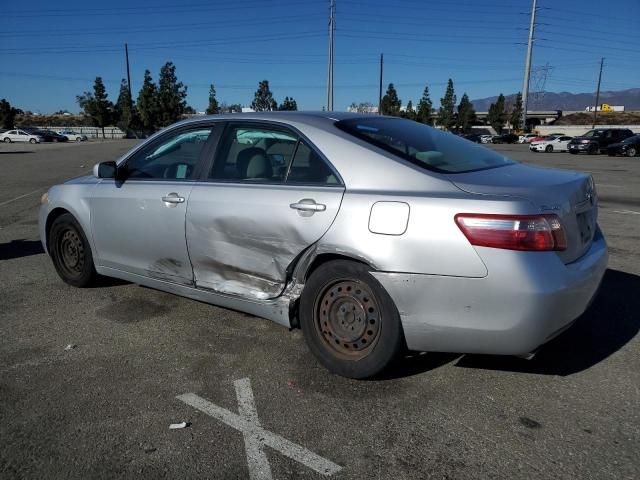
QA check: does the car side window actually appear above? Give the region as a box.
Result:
[124,127,214,181]
[286,141,339,185]
[210,125,298,182]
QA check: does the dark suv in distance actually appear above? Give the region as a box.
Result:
[568,128,634,154]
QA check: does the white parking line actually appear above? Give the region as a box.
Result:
[612,210,640,215]
[177,378,342,479]
[0,188,43,207]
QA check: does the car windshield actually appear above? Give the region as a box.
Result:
[335,117,514,174]
[623,135,640,143]
[583,130,604,137]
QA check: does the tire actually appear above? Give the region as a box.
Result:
[300,260,404,379]
[75,137,81,142]
[627,147,637,157]
[545,145,553,153]
[608,151,616,157]
[4,137,11,143]
[588,144,598,155]
[49,213,98,287]
[29,138,36,144]
[569,150,578,155]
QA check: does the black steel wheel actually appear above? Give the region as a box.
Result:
[300,260,404,379]
[49,213,97,287]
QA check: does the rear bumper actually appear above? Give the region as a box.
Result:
[372,228,608,355]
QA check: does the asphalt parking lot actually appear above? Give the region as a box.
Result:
[1,139,638,479]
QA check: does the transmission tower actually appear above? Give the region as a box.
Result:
[529,63,553,109]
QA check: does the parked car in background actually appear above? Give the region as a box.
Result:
[461,134,483,143]
[1,129,44,144]
[607,134,640,157]
[33,130,68,142]
[58,130,88,142]
[568,128,634,154]
[491,133,518,144]
[530,135,573,153]
[518,134,538,143]
[39,112,607,378]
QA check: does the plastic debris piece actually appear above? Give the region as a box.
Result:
[64,344,76,351]
[169,422,188,429]
[287,378,295,387]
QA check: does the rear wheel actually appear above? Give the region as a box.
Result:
[300,260,404,379]
[545,145,553,153]
[49,213,98,287]
[627,147,637,157]
[29,138,36,144]
[75,137,81,142]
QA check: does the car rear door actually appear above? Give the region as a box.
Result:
[186,121,344,300]
[90,123,218,285]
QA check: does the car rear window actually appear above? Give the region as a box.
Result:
[335,117,514,173]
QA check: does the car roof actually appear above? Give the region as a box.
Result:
[176,111,377,131]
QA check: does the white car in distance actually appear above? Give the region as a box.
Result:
[58,130,88,142]
[1,129,44,144]
[530,135,573,153]
[519,134,538,143]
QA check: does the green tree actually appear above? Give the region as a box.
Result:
[76,76,114,139]
[251,80,277,111]
[437,78,456,130]
[416,85,433,125]
[157,62,188,126]
[510,92,524,131]
[487,93,507,134]
[206,84,219,114]
[456,93,476,133]
[137,70,158,131]
[0,98,19,129]
[114,79,134,133]
[278,96,298,111]
[402,100,416,120]
[380,83,401,116]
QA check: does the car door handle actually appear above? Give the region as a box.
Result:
[162,193,185,204]
[290,200,326,212]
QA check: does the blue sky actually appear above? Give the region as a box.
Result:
[1,0,638,113]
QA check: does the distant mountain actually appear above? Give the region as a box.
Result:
[471,88,640,111]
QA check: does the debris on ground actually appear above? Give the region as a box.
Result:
[64,344,76,351]
[169,422,189,429]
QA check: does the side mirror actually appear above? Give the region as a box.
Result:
[94,161,118,179]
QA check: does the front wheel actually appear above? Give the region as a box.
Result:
[627,147,637,157]
[75,137,81,142]
[569,150,578,155]
[49,213,98,287]
[588,144,598,155]
[545,145,553,153]
[300,260,404,379]
[29,138,37,144]
[4,137,12,143]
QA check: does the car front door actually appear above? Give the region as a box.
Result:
[186,122,345,300]
[90,124,218,285]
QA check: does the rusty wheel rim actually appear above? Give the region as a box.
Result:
[57,228,85,277]
[314,280,381,358]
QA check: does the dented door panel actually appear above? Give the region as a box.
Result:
[186,183,344,299]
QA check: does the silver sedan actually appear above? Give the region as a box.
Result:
[39,112,608,378]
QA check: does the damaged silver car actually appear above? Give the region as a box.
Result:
[39,112,607,378]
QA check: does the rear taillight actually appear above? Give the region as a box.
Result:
[455,214,567,251]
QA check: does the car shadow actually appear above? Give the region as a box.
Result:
[381,268,640,379]
[0,151,35,155]
[0,239,44,260]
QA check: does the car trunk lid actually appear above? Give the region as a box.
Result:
[448,163,597,263]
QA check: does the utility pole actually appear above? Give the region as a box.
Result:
[592,57,604,129]
[520,0,537,131]
[326,0,335,111]
[378,53,383,114]
[125,43,133,108]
